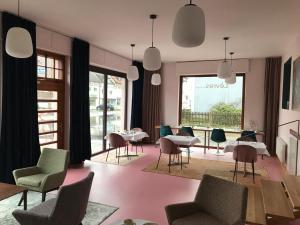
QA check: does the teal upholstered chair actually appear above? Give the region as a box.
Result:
[178,126,194,137]
[241,130,257,142]
[211,129,226,156]
[160,125,173,137]
[13,148,70,203]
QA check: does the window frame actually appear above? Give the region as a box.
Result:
[178,73,246,129]
[37,49,65,149]
[89,65,128,155]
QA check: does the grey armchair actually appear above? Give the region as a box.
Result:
[165,174,248,225]
[12,172,94,225]
[13,148,69,203]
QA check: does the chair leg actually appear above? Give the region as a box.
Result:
[181,153,183,170]
[141,144,144,153]
[42,192,46,202]
[168,154,171,173]
[136,145,138,155]
[236,160,238,182]
[252,161,255,183]
[233,160,237,181]
[118,147,120,164]
[156,151,161,169]
[106,150,110,162]
[18,192,24,206]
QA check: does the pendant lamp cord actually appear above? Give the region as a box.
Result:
[18,0,20,16]
[190,0,192,4]
[131,45,134,65]
[151,18,154,47]
[224,39,227,61]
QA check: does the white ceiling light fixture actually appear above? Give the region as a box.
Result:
[151,73,161,86]
[172,0,205,48]
[217,37,231,79]
[127,44,139,81]
[5,0,33,58]
[225,52,236,84]
[143,14,161,71]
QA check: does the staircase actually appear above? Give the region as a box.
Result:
[246,174,300,225]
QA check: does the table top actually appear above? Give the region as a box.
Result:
[105,131,149,142]
[224,141,269,156]
[0,182,27,201]
[163,135,201,146]
[109,219,157,225]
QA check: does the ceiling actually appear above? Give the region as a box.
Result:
[1,0,300,62]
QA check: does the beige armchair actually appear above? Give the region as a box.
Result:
[13,148,69,203]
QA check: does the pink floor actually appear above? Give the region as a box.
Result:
[63,145,289,225]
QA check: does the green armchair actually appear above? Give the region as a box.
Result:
[13,148,69,203]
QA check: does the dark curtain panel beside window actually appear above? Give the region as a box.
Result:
[264,57,282,156]
[0,12,40,184]
[69,38,91,164]
[130,61,144,129]
[142,70,161,143]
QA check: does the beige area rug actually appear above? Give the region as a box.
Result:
[143,156,268,186]
[92,149,145,166]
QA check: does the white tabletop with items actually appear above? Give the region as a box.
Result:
[106,131,149,142]
[161,135,201,146]
[223,140,270,156]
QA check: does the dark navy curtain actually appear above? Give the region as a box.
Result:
[0,12,40,184]
[69,38,91,164]
[130,61,144,129]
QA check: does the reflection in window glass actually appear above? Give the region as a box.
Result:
[41,143,58,149]
[38,91,58,100]
[38,112,58,122]
[38,102,58,111]
[39,123,57,133]
[37,66,45,78]
[38,55,45,66]
[47,57,54,68]
[39,133,57,144]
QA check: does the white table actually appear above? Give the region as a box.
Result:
[224,141,270,157]
[163,135,201,146]
[109,219,158,225]
[159,135,201,164]
[120,131,149,142]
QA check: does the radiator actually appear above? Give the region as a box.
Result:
[276,136,287,164]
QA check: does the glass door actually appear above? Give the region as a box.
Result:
[89,71,105,155]
[89,67,127,155]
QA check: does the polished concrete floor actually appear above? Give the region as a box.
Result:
[63,145,290,225]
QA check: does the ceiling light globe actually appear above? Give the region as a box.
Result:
[5,27,33,58]
[172,4,205,48]
[151,73,161,85]
[127,65,139,81]
[143,47,161,71]
[217,60,232,79]
[225,73,236,84]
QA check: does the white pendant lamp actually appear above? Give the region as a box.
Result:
[172,0,205,47]
[5,0,33,58]
[225,52,236,84]
[151,73,161,86]
[127,44,139,81]
[217,37,231,79]
[143,14,161,71]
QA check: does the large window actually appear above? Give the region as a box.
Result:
[89,66,127,155]
[179,74,245,130]
[37,50,65,149]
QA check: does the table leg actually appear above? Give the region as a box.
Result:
[23,190,28,210]
[208,131,211,150]
[204,131,207,154]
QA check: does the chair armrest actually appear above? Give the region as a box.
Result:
[12,209,48,225]
[165,202,200,225]
[40,171,66,192]
[13,167,40,181]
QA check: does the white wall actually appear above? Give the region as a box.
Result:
[278,34,300,175]
[36,26,132,148]
[161,58,266,130]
